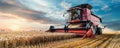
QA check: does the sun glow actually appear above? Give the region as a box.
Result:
[9,25,20,31]
[0,12,48,31]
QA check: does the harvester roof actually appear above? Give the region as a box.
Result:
[71,4,93,9]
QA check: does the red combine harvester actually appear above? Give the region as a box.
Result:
[46,4,102,38]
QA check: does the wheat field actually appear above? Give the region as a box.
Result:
[0,30,119,48]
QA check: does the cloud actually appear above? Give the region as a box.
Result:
[60,0,71,10]
[17,0,66,24]
[101,5,109,10]
[0,0,71,31]
[92,9,100,12]
[0,12,26,21]
[0,12,56,31]
[0,0,67,24]
[18,0,57,12]
[0,18,51,31]
[101,5,111,10]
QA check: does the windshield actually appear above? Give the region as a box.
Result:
[64,9,82,21]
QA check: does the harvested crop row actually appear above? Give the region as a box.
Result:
[74,36,104,48]
[106,34,120,48]
[99,37,113,48]
[87,35,111,48]
[53,35,107,48]
[55,38,92,48]
[0,32,76,48]
[73,34,111,48]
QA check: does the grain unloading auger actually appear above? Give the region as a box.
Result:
[46,4,103,38]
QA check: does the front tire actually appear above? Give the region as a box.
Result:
[96,27,102,35]
[49,26,54,32]
[64,25,68,33]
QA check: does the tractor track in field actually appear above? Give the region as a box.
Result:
[106,34,120,48]
[54,34,112,48]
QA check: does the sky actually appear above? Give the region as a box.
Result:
[0,0,120,31]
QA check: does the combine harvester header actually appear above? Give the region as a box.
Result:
[46,4,103,38]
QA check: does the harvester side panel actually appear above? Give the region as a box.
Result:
[82,8,100,26]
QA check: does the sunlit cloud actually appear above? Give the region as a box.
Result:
[0,18,51,31]
[0,12,26,21]
[0,12,56,31]
[101,5,111,11]
[60,0,71,10]
[18,0,66,23]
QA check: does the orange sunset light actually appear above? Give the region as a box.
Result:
[9,25,20,31]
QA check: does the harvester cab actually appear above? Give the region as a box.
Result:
[46,4,102,38]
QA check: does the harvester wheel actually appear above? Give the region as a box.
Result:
[96,27,102,35]
[64,25,68,33]
[49,26,54,32]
